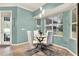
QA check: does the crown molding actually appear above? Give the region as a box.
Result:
[0,4,33,12]
[0,4,46,12]
[32,3,46,12]
[33,3,76,19]
[16,4,33,12]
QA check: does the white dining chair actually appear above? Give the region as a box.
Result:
[27,31,34,48]
[47,31,53,45]
[33,30,39,44]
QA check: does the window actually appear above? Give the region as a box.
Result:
[36,19,41,30]
[71,8,77,39]
[4,17,10,28]
[45,13,63,36]
[53,14,63,36]
[45,18,53,32]
[4,16,10,41]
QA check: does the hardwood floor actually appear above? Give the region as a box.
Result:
[0,44,73,56]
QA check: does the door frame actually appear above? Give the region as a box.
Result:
[0,11,1,44]
[1,10,12,45]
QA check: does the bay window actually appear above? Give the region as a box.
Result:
[45,13,64,36]
[71,7,77,39]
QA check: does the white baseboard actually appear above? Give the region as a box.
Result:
[53,44,77,56]
[11,42,77,56]
[12,42,29,46]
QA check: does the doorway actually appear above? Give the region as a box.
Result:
[0,11,12,45]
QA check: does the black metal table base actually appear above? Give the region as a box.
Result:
[26,43,53,56]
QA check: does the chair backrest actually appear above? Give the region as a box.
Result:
[33,30,39,37]
[47,31,53,44]
[33,30,40,44]
[27,31,33,46]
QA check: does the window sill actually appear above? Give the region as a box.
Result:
[70,38,77,41]
[45,24,52,26]
[37,25,40,27]
[53,35,63,37]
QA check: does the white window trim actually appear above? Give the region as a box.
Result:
[54,35,63,37]
[36,19,41,29]
[53,14,63,37]
[44,18,53,34]
[0,10,12,45]
[44,14,64,37]
[70,6,77,40]
[45,24,52,26]
[36,25,41,27]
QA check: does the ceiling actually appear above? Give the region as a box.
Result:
[34,3,76,19]
[18,3,45,11]
[0,3,45,11]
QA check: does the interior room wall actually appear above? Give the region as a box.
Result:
[33,3,77,54]
[0,7,17,44]
[16,7,36,43]
[0,6,37,44]
[0,3,77,54]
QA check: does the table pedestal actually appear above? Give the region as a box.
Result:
[26,43,53,56]
[26,36,53,56]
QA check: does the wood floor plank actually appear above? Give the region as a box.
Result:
[0,44,73,56]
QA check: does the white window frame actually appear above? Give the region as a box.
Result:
[44,13,64,37]
[70,6,77,40]
[44,17,53,35]
[53,15,63,37]
[36,19,41,30]
[0,10,12,45]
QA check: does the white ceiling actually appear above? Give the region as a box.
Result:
[34,3,76,19]
[0,3,45,11]
[18,3,45,11]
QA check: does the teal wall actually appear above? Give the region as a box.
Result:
[53,11,77,54]
[33,3,77,54]
[16,7,36,43]
[0,7,17,44]
[0,6,36,44]
[33,3,63,16]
